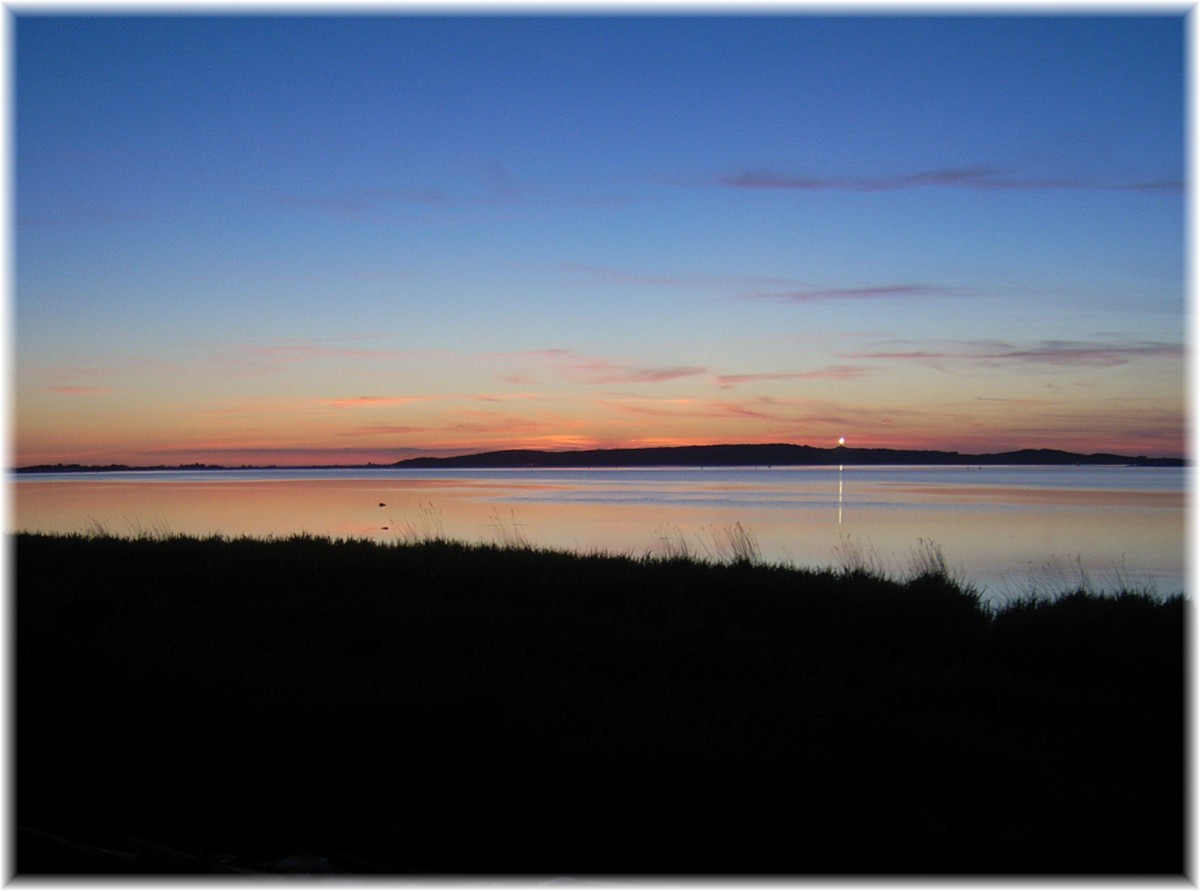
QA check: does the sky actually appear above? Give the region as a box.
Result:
[12,9,1187,466]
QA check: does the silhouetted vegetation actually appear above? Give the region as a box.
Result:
[15,532,1184,875]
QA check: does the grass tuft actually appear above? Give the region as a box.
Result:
[706,521,762,566]
[393,501,447,545]
[648,524,695,562]
[832,533,892,579]
[486,507,533,549]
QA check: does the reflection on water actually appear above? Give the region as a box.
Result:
[11,465,1185,599]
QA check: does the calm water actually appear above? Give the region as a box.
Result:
[10,465,1186,600]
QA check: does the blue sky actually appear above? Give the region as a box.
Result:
[13,11,1186,464]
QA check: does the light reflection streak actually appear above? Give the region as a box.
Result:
[838,464,843,525]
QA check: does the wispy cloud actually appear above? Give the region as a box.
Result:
[321,392,547,410]
[445,410,547,435]
[740,283,967,304]
[969,405,1183,448]
[596,394,788,424]
[520,349,708,386]
[338,424,431,438]
[995,341,1183,366]
[714,166,1184,194]
[596,393,941,433]
[714,367,868,388]
[596,397,722,419]
[849,338,1183,368]
[590,365,707,385]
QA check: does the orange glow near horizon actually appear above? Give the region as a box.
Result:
[13,426,1186,468]
[14,338,1186,466]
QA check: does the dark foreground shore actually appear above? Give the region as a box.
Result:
[15,533,1185,876]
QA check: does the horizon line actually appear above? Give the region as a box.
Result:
[12,441,1187,471]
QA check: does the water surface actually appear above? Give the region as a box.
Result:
[12,465,1185,599]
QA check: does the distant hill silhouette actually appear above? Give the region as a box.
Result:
[394,443,1183,468]
[15,444,1183,473]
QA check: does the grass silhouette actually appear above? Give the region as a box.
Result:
[14,532,1184,875]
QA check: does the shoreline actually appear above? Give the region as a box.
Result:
[12,443,1187,473]
[10,527,1185,600]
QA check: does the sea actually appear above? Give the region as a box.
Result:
[10,464,1187,602]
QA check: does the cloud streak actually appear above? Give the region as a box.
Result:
[849,339,1183,368]
[338,424,431,438]
[321,392,548,410]
[740,284,967,304]
[714,367,868,388]
[596,393,944,434]
[715,167,1183,194]
[521,349,708,386]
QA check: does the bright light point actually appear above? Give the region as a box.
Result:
[838,437,846,447]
